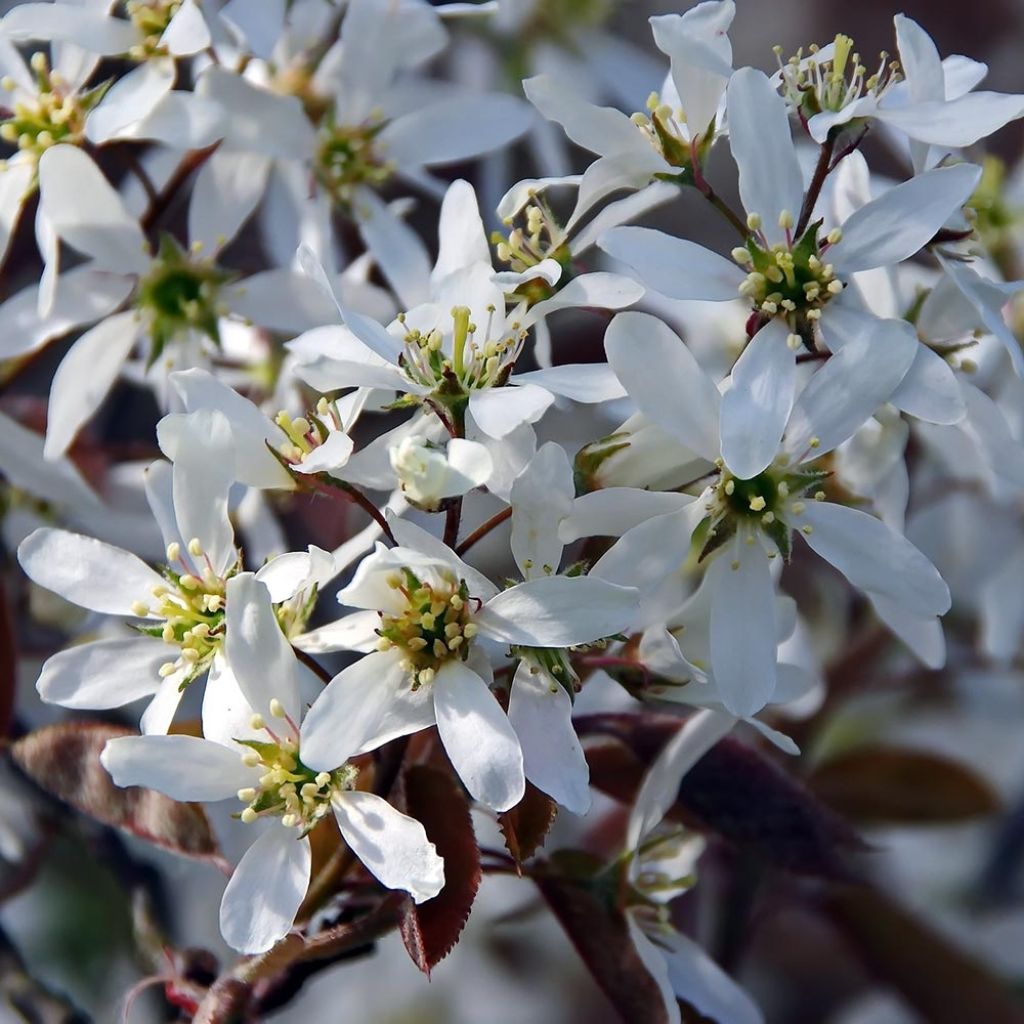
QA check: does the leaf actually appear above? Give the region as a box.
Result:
[822,885,1024,1024]
[808,746,1001,824]
[536,866,671,1024]
[580,713,863,879]
[400,764,481,974]
[498,781,558,865]
[10,722,222,863]
[0,582,14,739]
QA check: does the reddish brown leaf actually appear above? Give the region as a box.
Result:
[536,866,670,1024]
[809,746,1001,824]
[0,581,15,739]
[498,781,557,865]
[823,884,1024,1024]
[580,713,862,879]
[400,764,480,974]
[10,722,221,862]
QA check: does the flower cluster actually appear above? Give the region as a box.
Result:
[2,3,1024,1022]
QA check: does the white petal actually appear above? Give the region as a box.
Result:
[604,311,721,459]
[510,442,574,578]
[37,146,149,274]
[300,650,434,770]
[220,828,310,954]
[477,575,639,647]
[894,14,944,103]
[508,663,590,815]
[800,501,950,617]
[720,320,795,479]
[727,68,802,243]
[382,94,531,168]
[333,791,444,903]
[561,490,693,543]
[354,188,431,309]
[888,343,966,424]
[291,430,355,476]
[169,409,236,574]
[37,637,164,709]
[468,384,554,439]
[659,930,765,1024]
[43,311,139,460]
[627,921,683,1024]
[201,655,264,749]
[433,179,490,283]
[225,573,308,725]
[869,593,946,670]
[708,540,777,717]
[0,5,139,55]
[785,307,916,460]
[292,610,380,655]
[101,735,253,801]
[188,150,270,255]
[160,0,210,56]
[522,74,643,156]
[599,227,742,301]
[627,708,735,847]
[979,547,1024,663]
[85,58,175,143]
[512,362,626,403]
[140,668,188,735]
[18,527,163,615]
[523,272,645,324]
[434,661,524,812]
[0,159,34,268]
[443,438,493,495]
[386,516,499,600]
[829,164,982,273]
[877,92,1024,148]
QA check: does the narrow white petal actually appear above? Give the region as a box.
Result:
[720,320,795,479]
[468,383,553,439]
[354,188,431,309]
[800,501,951,617]
[101,735,253,801]
[980,547,1024,663]
[604,311,722,459]
[300,651,433,770]
[510,442,574,579]
[869,593,946,670]
[508,663,591,815]
[37,146,149,273]
[188,150,270,255]
[0,5,139,55]
[333,791,444,903]
[85,58,175,143]
[877,93,1024,148]
[888,343,966,424]
[160,0,210,56]
[18,527,163,615]
[561,490,693,543]
[43,311,139,460]
[829,164,982,273]
[599,227,742,301]
[512,363,626,403]
[220,829,310,954]
[434,661,524,812]
[627,921,683,1024]
[627,708,735,847]
[727,68,802,243]
[433,179,490,283]
[37,637,164,709]
[477,575,639,647]
[708,540,777,717]
[522,273,645,325]
[0,160,34,268]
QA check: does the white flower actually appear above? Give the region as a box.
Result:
[623,709,765,1024]
[605,310,950,716]
[600,68,982,427]
[101,572,444,954]
[297,523,640,812]
[389,435,491,510]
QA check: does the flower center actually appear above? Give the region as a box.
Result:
[133,540,236,685]
[274,399,345,469]
[776,35,901,118]
[696,457,830,562]
[732,218,844,343]
[136,236,231,365]
[492,199,572,302]
[398,305,527,397]
[376,568,478,687]
[126,0,182,58]
[314,115,393,205]
[631,93,696,169]
[0,54,90,158]
[236,703,357,835]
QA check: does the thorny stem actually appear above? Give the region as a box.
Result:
[796,137,836,238]
[455,505,512,556]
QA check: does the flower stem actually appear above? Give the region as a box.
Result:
[795,137,836,237]
[455,505,512,556]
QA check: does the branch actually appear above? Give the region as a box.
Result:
[455,505,512,556]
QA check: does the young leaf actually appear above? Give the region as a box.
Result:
[400,764,481,975]
[498,781,558,865]
[10,722,221,863]
[808,746,1001,824]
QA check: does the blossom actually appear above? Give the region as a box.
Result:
[298,523,640,812]
[389,435,492,511]
[101,572,444,954]
[605,310,950,716]
[600,68,982,425]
